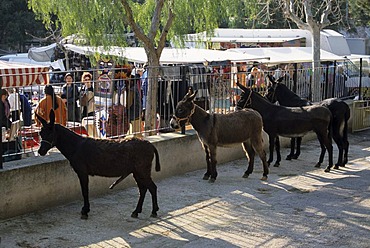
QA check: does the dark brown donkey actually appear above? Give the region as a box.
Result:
[170,88,268,182]
[36,110,160,219]
[236,82,334,172]
[265,74,350,168]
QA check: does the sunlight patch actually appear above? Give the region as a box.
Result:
[82,237,130,248]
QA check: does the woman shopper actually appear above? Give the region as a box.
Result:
[61,73,80,122]
[80,72,95,118]
[35,85,67,126]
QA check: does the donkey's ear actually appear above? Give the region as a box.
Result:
[49,109,55,126]
[277,76,285,83]
[35,113,48,127]
[184,87,196,101]
[266,74,275,83]
[236,82,248,92]
[188,89,198,101]
[188,87,194,95]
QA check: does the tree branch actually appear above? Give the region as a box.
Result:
[157,5,175,56]
[283,0,310,30]
[320,0,332,28]
[149,0,165,41]
[121,0,151,48]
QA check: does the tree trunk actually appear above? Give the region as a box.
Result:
[311,25,321,102]
[144,49,161,135]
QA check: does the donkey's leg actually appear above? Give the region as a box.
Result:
[343,138,349,166]
[202,143,211,180]
[293,137,302,159]
[77,172,90,219]
[146,179,159,217]
[208,145,218,183]
[342,121,349,166]
[332,132,344,168]
[242,141,255,178]
[274,136,281,167]
[315,142,326,168]
[251,137,269,181]
[315,132,333,172]
[286,138,296,160]
[131,177,147,218]
[267,134,275,166]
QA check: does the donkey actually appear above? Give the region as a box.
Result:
[170,88,268,182]
[265,75,350,167]
[36,110,160,219]
[236,82,334,172]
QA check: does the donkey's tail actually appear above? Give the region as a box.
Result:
[153,146,161,172]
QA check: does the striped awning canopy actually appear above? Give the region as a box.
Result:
[0,60,49,87]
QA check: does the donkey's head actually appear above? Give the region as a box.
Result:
[36,109,57,156]
[236,82,253,110]
[170,87,198,129]
[264,75,280,103]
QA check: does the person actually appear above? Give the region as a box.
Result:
[7,88,21,121]
[19,91,32,126]
[35,85,67,127]
[140,64,148,113]
[80,72,95,118]
[61,73,80,122]
[140,64,148,122]
[247,67,259,87]
[0,89,11,128]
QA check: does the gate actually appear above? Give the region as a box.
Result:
[352,100,370,132]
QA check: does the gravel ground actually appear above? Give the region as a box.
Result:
[1,130,370,248]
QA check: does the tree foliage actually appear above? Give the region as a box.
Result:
[0,0,47,52]
[348,0,370,30]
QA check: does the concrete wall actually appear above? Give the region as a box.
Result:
[1,130,253,220]
[1,98,356,220]
[0,123,326,220]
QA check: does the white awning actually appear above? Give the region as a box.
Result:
[209,37,303,43]
[63,45,266,64]
[228,47,346,64]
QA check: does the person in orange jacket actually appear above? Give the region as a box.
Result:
[35,85,67,126]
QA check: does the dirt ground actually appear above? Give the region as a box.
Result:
[1,130,370,248]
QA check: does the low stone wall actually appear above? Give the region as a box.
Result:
[0,126,320,220]
[1,130,245,220]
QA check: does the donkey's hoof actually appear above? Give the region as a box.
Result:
[150,213,158,218]
[314,163,321,168]
[208,178,216,183]
[203,175,210,180]
[80,214,88,220]
[324,168,331,173]
[131,212,139,218]
[273,163,280,167]
[242,172,250,178]
[286,155,292,160]
[261,176,268,181]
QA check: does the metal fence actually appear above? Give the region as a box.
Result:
[0,62,367,164]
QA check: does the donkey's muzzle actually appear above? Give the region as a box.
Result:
[169,117,180,129]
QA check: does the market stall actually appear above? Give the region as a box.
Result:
[0,60,49,87]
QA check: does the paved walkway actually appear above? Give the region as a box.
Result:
[1,130,370,248]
